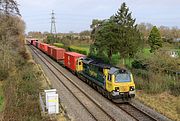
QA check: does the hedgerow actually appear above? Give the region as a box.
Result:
[68,46,87,55]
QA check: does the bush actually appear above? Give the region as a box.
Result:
[0,69,9,81]
[111,54,120,65]
[133,70,170,94]
[170,82,180,96]
[19,48,31,60]
[132,60,147,69]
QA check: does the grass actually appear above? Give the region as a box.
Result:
[0,82,4,112]
[76,45,90,53]
[136,91,180,121]
[69,45,89,54]
[54,43,64,48]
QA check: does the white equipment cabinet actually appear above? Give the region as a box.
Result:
[44,89,59,114]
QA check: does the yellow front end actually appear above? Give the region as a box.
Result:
[113,74,135,93]
[106,72,135,99]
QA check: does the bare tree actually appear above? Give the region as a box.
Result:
[0,0,20,16]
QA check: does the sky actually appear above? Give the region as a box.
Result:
[16,0,180,33]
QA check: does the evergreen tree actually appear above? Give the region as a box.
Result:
[89,17,118,63]
[114,2,142,64]
[148,26,162,53]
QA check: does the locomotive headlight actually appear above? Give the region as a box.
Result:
[130,86,135,91]
[115,87,119,91]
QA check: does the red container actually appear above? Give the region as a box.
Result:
[47,46,56,57]
[38,42,41,49]
[43,44,48,53]
[64,52,85,71]
[40,43,48,53]
[52,47,65,61]
[33,41,37,46]
[30,40,35,45]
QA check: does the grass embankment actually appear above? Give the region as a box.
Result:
[0,82,4,112]
[136,91,180,121]
[2,47,49,121]
[1,46,68,121]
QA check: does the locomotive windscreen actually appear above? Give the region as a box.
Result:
[115,72,131,83]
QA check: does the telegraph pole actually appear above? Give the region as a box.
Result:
[50,10,56,34]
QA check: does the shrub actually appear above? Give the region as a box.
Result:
[18,48,31,60]
[133,70,170,94]
[0,69,9,81]
[111,54,120,65]
[170,82,180,96]
[132,60,147,69]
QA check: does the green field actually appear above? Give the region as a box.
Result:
[70,45,90,54]
[54,43,90,55]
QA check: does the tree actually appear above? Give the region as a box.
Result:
[90,19,103,42]
[114,2,142,64]
[79,30,91,36]
[89,17,119,63]
[0,0,20,16]
[148,26,163,53]
[137,22,153,41]
[46,34,59,44]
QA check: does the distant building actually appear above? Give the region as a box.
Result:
[173,38,180,42]
[167,50,179,58]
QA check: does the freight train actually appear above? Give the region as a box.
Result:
[30,39,135,103]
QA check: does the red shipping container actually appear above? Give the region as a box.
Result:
[52,47,65,61]
[33,40,36,46]
[36,41,40,48]
[30,40,35,45]
[44,44,48,53]
[38,42,41,48]
[64,52,85,71]
[47,46,56,57]
[40,43,48,53]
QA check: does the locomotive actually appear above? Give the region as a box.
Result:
[30,40,135,103]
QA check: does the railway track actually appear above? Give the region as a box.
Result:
[117,103,158,121]
[29,45,116,121]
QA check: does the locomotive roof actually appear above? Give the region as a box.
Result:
[82,58,129,72]
[82,58,111,68]
[109,67,128,74]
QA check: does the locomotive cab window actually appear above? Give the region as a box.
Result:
[108,74,112,82]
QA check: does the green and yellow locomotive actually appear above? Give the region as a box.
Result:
[76,57,135,103]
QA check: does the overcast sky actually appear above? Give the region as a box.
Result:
[16,0,180,33]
